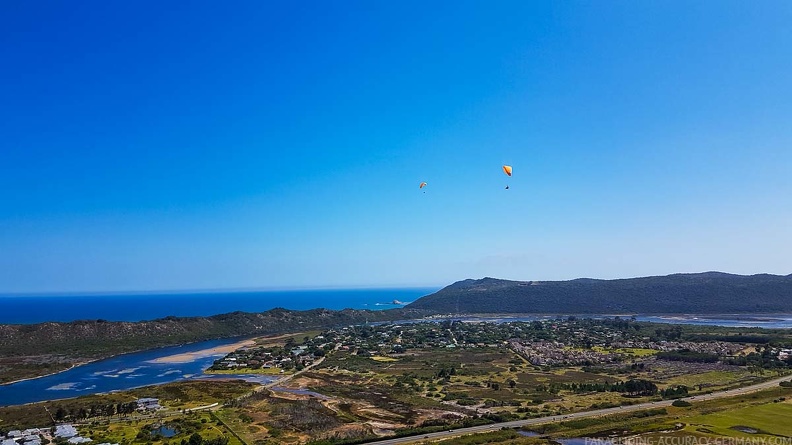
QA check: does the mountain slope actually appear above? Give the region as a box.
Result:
[406,272,792,314]
[0,307,431,384]
[0,307,428,357]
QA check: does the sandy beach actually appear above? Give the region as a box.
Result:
[148,339,256,364]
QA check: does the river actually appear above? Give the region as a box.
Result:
[2,313,791,407]
[0,337,277,407]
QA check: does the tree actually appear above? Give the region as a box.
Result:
[188,433,202,445]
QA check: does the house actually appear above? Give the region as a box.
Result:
[67,438,91,444]
[54,426,78,439]
[136,398,162,411]
[7,433,23,439]
[3,439,19,445]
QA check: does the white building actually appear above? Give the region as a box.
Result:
[136,398,162,411]
[54,425,78,439]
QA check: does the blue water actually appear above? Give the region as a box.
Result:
[151,426,179,438]
[419,314,792,329]
[633,314,792,329]
[0,288,437,324]
[0,337,276,407]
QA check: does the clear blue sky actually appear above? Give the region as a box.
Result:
[2,1,791,293]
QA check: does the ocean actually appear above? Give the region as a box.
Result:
[0,288,439,324]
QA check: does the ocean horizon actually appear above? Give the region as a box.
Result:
[0,287,439,325]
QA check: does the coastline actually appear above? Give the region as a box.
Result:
[0,331,300,388]
[0,362,86,387]
[148,338,256,364]
[0,334,264,388]
[147,332,303,364]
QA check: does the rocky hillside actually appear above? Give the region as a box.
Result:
[406,272,792,314]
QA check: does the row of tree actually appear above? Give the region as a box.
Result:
[536,379,659,396]
[656,349,719,363]
[53,402,140,421]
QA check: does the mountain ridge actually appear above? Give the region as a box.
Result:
[406,272,792,314]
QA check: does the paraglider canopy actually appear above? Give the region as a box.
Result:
[502,165,512,176]
[419,182,427,189]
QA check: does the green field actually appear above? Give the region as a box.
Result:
[0,381,257,429]
[525,386,792,440]
[683,400,792,437]
[665,370,755,388]
[87,412,246,445]
[591,346,658,357]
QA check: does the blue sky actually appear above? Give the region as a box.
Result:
[2,1,791,293]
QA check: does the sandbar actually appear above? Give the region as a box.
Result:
[149,339,255,364]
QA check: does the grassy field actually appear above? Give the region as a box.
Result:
[85,411,246,445]
[525,385,792,440]
[682,400,792,437]
[253,331,323,347]
[311,345,776,425]
[665,369,755,388]
[591,346,658,357]
[371,356,399,362]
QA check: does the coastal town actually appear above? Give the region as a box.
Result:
[209,318,788,374]
[2,317,792,445]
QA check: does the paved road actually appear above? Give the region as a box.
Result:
[364,374,792,445]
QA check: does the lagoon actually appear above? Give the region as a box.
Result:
[0,337,276,407]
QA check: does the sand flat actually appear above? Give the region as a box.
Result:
[149,339,255,364]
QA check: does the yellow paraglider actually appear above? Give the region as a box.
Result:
[502,165,512,190]
[419,182,427,189]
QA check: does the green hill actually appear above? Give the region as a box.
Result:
[0,307,432,384]
[0,307,427,359]
[406,272,792,314]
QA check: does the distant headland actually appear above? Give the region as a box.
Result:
[406,272,792,314]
